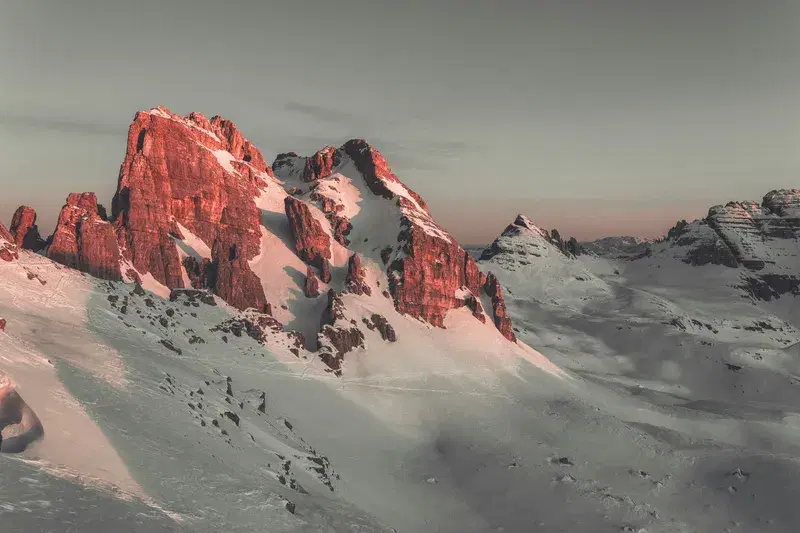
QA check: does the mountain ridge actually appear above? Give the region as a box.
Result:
[1,106,519,376]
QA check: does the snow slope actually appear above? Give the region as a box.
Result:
[4,210,800,532]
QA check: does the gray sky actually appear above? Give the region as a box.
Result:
[1,0,798,244]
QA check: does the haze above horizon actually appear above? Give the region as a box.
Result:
[1,0,798,243]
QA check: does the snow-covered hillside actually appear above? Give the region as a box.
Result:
[4,209,800,531]
[2,105,800,532]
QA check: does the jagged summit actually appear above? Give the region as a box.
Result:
[581,236,652,261]
[1,107,521,376]
[480,213,582,262]
[579,188,800,301]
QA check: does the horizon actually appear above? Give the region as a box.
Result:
[2,1,798,244]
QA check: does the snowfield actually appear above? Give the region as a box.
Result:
[3,238,800,533]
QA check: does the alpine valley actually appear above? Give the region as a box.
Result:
[1,107,799,533]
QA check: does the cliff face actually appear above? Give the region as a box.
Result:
[656,190,800,299]
[343,139,491,329]
[9,206,45,251]
[110,107,269,312]
[47,193,122,280]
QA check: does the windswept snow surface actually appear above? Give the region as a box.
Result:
[5,209,800,531]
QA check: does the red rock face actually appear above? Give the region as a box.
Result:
[345,253,371,296]
[46,193,122,280]
[10,206,45,251]
[0,318,6,331]
[302,146,340,182]
[343,139,431,213]
[0,223,17,262]
[0,222,12,243]
[284,195,332,270]
[343,140,494,331]
[111,107,267,311]
[483,273,516,342]
[386,222,485,327]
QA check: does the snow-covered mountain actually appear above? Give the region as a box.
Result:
[581,191,800,301]
[2,108,800,533]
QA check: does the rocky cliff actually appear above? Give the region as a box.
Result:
[9,206,45,251]
[586,189,800,300]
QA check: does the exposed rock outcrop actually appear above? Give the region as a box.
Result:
[10,206,45,251]
[111,107,268,311]
[272,147,340,183]
[483,273,516,342]
[549,229,582,257]
[362,313,397,342]
[47,193,122,280]
[317,290,364,376]
[344,253,371,296]
[660,189,800,298]
[343,140,490,332]
[284,195,332,271]
[664,219,738,268]
[302,146,340,182]
[304,266,320,298]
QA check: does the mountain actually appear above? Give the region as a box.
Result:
[0,107,567,533]
[580,236,653,260]
[582,190,800,301]
[3,107,800,533]
[3,106,519,376]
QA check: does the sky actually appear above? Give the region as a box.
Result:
[1,0,798,244]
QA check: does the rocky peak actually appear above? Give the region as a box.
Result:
[480,213,579,262]
[11,107,519,352]
[302,146,341,182]
[270,146,341,183]
[342,139,431,214]
[344,253,371,296]
[548,229,582,257]
[47,192,122,280]
[512,214,538,231]
[207,115,269,173]
[762,189,800,216]
[9,206,45,251]
[649,189,800,299]
[110,106,268,311]
[339,139,493,330]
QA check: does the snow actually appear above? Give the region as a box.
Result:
[248,178,335,340]
[211,149,240,176]
[137,271,171,299]
[145,106,222,143]
[0,258,143,501]
[3,171,800,531]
